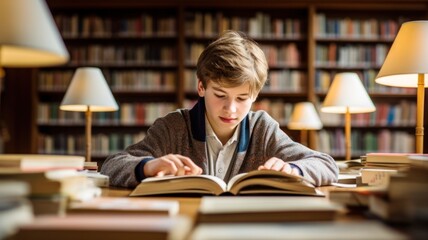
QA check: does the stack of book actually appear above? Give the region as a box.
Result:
[0,180,33,239]
[328,153,420,208]
[369,155,428,229]
[363,153,416,171]
[0,154,100,215]
[358,153,421,187]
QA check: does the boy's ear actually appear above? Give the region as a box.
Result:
[197,80,205,97]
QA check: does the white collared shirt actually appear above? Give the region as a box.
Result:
[205,116,240,180]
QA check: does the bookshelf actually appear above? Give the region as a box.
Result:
[312,5,427,158]
[3,0,428,162]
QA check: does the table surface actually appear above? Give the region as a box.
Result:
[101,186,368,224]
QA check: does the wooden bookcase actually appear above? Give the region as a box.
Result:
[3,0,428,163]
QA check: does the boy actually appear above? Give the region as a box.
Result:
[101,30,338,188]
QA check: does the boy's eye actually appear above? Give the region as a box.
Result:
[214,94,225,98]
[237,98,247,101]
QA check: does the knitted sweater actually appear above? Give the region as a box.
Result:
[100,98,338,188]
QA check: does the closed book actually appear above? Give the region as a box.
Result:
[366,153,428,164]
[190,221,407,240]
[68,197,179,216]
[0,169,92,198]
[14,214,192,240]
[360,168,398,186]
[328,186,387,208]
[130,169,320,197]
[369,195,411,222]
[197,196,341,223]
[0,154,85,171]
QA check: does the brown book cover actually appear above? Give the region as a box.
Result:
[14,214,192,240]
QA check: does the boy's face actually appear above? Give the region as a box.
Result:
[198,80,255,138]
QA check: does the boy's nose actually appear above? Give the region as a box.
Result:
[224,100,237,113]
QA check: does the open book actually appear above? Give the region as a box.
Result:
[130,169,322,197]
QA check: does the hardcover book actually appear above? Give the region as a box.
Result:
[366,153,428,164]
[14,214,192,240]
[130,169,321,197]
[197,196,341,223]
[0,154,85,171]
[68,197,179,216]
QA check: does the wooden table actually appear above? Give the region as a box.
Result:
[101,186,367,223]
[102,187,202,222]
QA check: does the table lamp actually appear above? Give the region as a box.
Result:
[321,72,376,160]
[0,0,69,148]
[0,0,69,77]
[287,102,323,146]
[375,21,428,154]
[60,67,119,162]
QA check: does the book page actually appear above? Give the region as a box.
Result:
[226,169,313,192]
[133,174,227,196]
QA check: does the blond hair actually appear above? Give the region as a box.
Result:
[196,30,268,97]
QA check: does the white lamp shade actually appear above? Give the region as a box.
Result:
[321,72,376,114]
[60,67,119,112]
[288,102,323,130]
[376,21,428,87]
[0,0,69,67]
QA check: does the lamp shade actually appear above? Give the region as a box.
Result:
[0,0,69,67]
[60,67,118,112]
[321,72,375,114]
[288,102,323,130]
[376,21,428,87]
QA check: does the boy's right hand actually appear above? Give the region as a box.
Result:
[143,154,203,177]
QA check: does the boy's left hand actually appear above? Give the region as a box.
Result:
[258,157,300,176]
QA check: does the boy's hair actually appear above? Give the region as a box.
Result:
[196,30,268,97]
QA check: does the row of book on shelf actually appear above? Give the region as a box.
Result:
[38,132,147,157]
[38,103,176,126]
[315,69,416,94]
[315,43,389,67]
[2,152,420,239]
[55,11,403,40]
[319,100,417,127]
[39,70,177,92]
[186,12,302,38]
[55,14,177,38]
[314,13,399,39]
[68,45,176,65]
[65,43,303,66]
[316,129,415,156]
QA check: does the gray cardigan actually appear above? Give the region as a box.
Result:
[101,98,338,188]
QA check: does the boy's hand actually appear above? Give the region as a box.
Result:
[258,157,300,176]
[143,154,203,177]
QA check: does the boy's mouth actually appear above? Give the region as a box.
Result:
[219,116,237,123]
